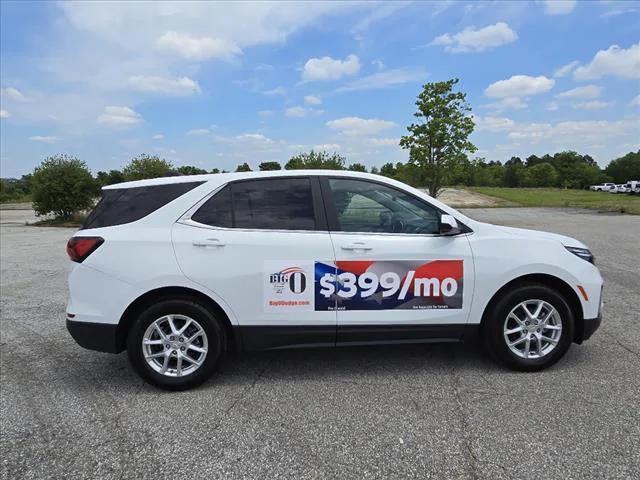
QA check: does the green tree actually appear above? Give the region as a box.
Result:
[400,78,476,197]
[31,154,97,218]
[523,162,558,187]
[370,166,380,174]
[122,154,173,181]
[211,168,220,174]
[348,163,367,172]
[259,161,282,171]
[176,165,208,175]
[504,157,524,187]
[379,163,397,178]
[235,162,252,172]
[96,170,125,187]
[605,151,640,183]
[285,150,346,170]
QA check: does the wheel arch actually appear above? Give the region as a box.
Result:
[116,286,240,354]
[480,273,585,343]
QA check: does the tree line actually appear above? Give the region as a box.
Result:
[1,78,638,218]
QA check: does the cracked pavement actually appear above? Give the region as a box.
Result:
[1,207,639,479]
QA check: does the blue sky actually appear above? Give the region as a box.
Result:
[1,0,639,177]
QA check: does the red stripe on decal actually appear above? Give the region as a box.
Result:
[335,260,375,276]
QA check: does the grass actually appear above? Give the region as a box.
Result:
[469,187,640,215]
[0,194,32,204]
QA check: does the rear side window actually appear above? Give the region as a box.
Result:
[192,178,316,231]
[83,182,204,229]
[191,186,232,228]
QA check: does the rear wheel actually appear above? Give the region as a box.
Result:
[127,298,224,390]
[483,284,574,371]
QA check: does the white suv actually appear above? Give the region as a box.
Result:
[66,171,603,390]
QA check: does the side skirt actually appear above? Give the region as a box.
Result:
[237,324,478,352]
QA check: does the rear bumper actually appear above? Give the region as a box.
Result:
[66,319,123,353]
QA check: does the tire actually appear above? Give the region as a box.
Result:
[127,297,225,390]
[482,283,574,371]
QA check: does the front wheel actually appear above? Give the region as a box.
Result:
[483,284,574,371]
[127,298,224,390]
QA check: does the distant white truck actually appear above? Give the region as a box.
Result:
[625,180,639,194]
[590,182,615,192]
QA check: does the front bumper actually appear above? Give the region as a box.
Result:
[580,314,602,342]
[66,319,123,353]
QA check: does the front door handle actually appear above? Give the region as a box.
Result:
[341,242,373,251]
[193,238,226,248]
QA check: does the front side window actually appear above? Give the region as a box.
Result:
[192,178,316,231]
[328,178,440,234]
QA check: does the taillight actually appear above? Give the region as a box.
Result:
[66,236,104,263]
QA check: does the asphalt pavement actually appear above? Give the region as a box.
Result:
[1,207,639,479]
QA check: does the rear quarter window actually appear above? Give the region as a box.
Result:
[82,182,204,229]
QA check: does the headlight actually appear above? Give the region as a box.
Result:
[565,246,594,264]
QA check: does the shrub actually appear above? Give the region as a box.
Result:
[122,154,173,181]
[31,155,97,218]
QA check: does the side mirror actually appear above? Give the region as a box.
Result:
[439,214,461,236]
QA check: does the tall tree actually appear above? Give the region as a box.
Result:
[605,151,640,183]
[400,78,476,197]
[347,163,367,172]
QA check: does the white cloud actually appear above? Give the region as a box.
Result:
[258,110,274,117]
[430,22,517,53]
[484,97,528,111]
[546,102,559,112]
[96,106,143,126]
[186,128,210,136]
[474,116,516,132]
[553,60,579,78]
[128,75,201,96]
[543,0,576,15]
[152,134,164,139]
[304,95,322,105]
[302,54,360,81]
[485,75,555,98]
[370,137,399,147]
[235,133,274,143]
[326,117,396,136]
[285,106,323,118]
[313,143,341,151]
[573,43,640,80]
[29,135,58,143]
[156,31,242,60]
[337,68,427,92]
[372,59,385,70]
[1,87,27,102]
[262,86,286,96]
[555,84,602,99]
[573,100,611,110]
[631,95,640,107]
[0,109,9,118]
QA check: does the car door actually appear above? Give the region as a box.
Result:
[172,176,337,350]
[319,176,475,344]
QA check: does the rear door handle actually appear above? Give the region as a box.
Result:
[192,238,226,248]
[341,242,373,251]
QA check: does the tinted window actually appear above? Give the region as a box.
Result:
[191,186,232,227]
[328,178,440,234]
[233,178,316,230]
[83,182,204,229]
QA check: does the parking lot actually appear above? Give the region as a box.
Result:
[1,207,639,479]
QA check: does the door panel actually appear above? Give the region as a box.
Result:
[172,223,337,330]
[318,177,475,338]
[328,233,474,325]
